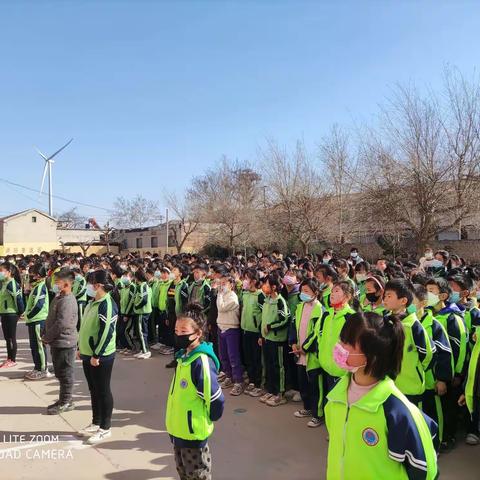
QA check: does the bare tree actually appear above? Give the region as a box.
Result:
[57,208,86,229]
[359,75,480,254]
[110,195,163,229]
[188,157,261,252]
[261,140,333,255]
[164,191,201,253]
[319,124,359,243]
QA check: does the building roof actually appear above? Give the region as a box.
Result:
[0,209,57,223]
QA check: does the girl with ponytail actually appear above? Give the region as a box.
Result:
[0,261,25,367]
[325,311,439,480]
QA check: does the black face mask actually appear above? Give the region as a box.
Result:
[174,333,197,350]
[366,292,380,304]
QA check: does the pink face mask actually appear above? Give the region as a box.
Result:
[333,343,366,373]
[283,275,296,286]
[242,279,250,290]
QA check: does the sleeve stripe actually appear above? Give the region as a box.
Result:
[388,450,428,471]
[434,341,452,352]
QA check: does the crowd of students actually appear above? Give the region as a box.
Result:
[0,245,479,479]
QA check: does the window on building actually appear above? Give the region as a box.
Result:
[136,238,143,249]
[32,216,37,223]
[151,237,158,248]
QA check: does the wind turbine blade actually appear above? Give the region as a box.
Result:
[35,147,49,161]
[47,137,74,160]
[40,162,48,195]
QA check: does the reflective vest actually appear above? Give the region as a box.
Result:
[24,280,49,323]
[0,278,22,314]
[165,352,213,441]
[295,300,323,371]
[318,305,355,377]
[326,376,438,480]
[466,330,480,415]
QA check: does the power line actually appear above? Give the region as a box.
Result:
[0,177,111,212]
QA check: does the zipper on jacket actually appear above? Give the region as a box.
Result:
[187,410,194,434]
[341,406,350,480]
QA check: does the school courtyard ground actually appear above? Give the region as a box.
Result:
[0,323,476,480]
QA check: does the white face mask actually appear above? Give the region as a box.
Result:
[86,284,96,298]
[427,291,440,307]
[356,274,367,283]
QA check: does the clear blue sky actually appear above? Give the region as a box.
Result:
[1,1,479,224]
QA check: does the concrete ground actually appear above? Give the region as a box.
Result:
[0,323,477,480]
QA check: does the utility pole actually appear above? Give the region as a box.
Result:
[165,208,169,254]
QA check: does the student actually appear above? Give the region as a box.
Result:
[216,275,244,395]
[413,284,453,445]
[146,267,161,348]
[314,264,338,310]
[383,279,435,406]
[334,259,356,291]
[354,261,369,301]
[361,275,386,315]
[290,278,325,427]
[131,268,153,359]
[188,263,212,315]
[241,269,265,397]
[78,270,118,444]
[165,303,225,480]
[165,264,190,369]
[156,267,174,355]
[259,274,290,407]
[425,277,468,450]
[325,311,438,480]
[318,281,356,394]
[119,270,137,354]
[0,261,25,368]
[72,268,87,330]
[42,269,78,414]
[459,327,480,445]
[23,263,51,380]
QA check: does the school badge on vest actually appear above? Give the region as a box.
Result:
[180,379,189,389]
[362,428,379,446]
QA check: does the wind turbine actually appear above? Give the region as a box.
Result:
[36,138,73,217]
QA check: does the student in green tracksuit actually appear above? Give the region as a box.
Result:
[290,278,325,427]
[318,281,356,395]
[413,284,453,444]
[165,304,224,480]
[426,277,468,451]
[157,268,174,351]
[24,263,50,380]
[383,279,435,407]
[146,268,160,346]
[129,269,152,359]
[459,326,480,445]
[122,272,138,355]
[241,269,265,397]
[325,311,438,480]
[78,270,118,445]
[113,268,132,351]
[259,274,290,407]
[72,268,87,331]
[314,264,338,310]
[0,261,25,368]
[361,275,386,315]
[165,265,190,369]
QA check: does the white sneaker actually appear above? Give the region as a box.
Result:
[466,433,480,445]
[135,351,152,359]
[294,409,312,418]
[45,370,54,378]
[86,428,111,444]
[307,417,324,428]
[78,423,100,437]
[292,392,302,402]
[150,343,165,351]
[159,346,175,355]
[284,389,297,400]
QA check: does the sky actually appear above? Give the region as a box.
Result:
[0,0,479,224]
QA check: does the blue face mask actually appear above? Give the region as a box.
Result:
[86,284,96,298]
[0,272,6,281]
[52,284,60,294]
[449,292,461,304]
[406,304,417,314]
[300,292,314,303]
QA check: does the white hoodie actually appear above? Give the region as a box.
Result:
[216,289,240,332]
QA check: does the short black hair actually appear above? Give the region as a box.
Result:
[56,268,75,283]
[413,284,428,303]
[447,273,473,292]
[340,311,405,380]
[425,277,451,295]
[300,278,321,296]
[384,278,414,306]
